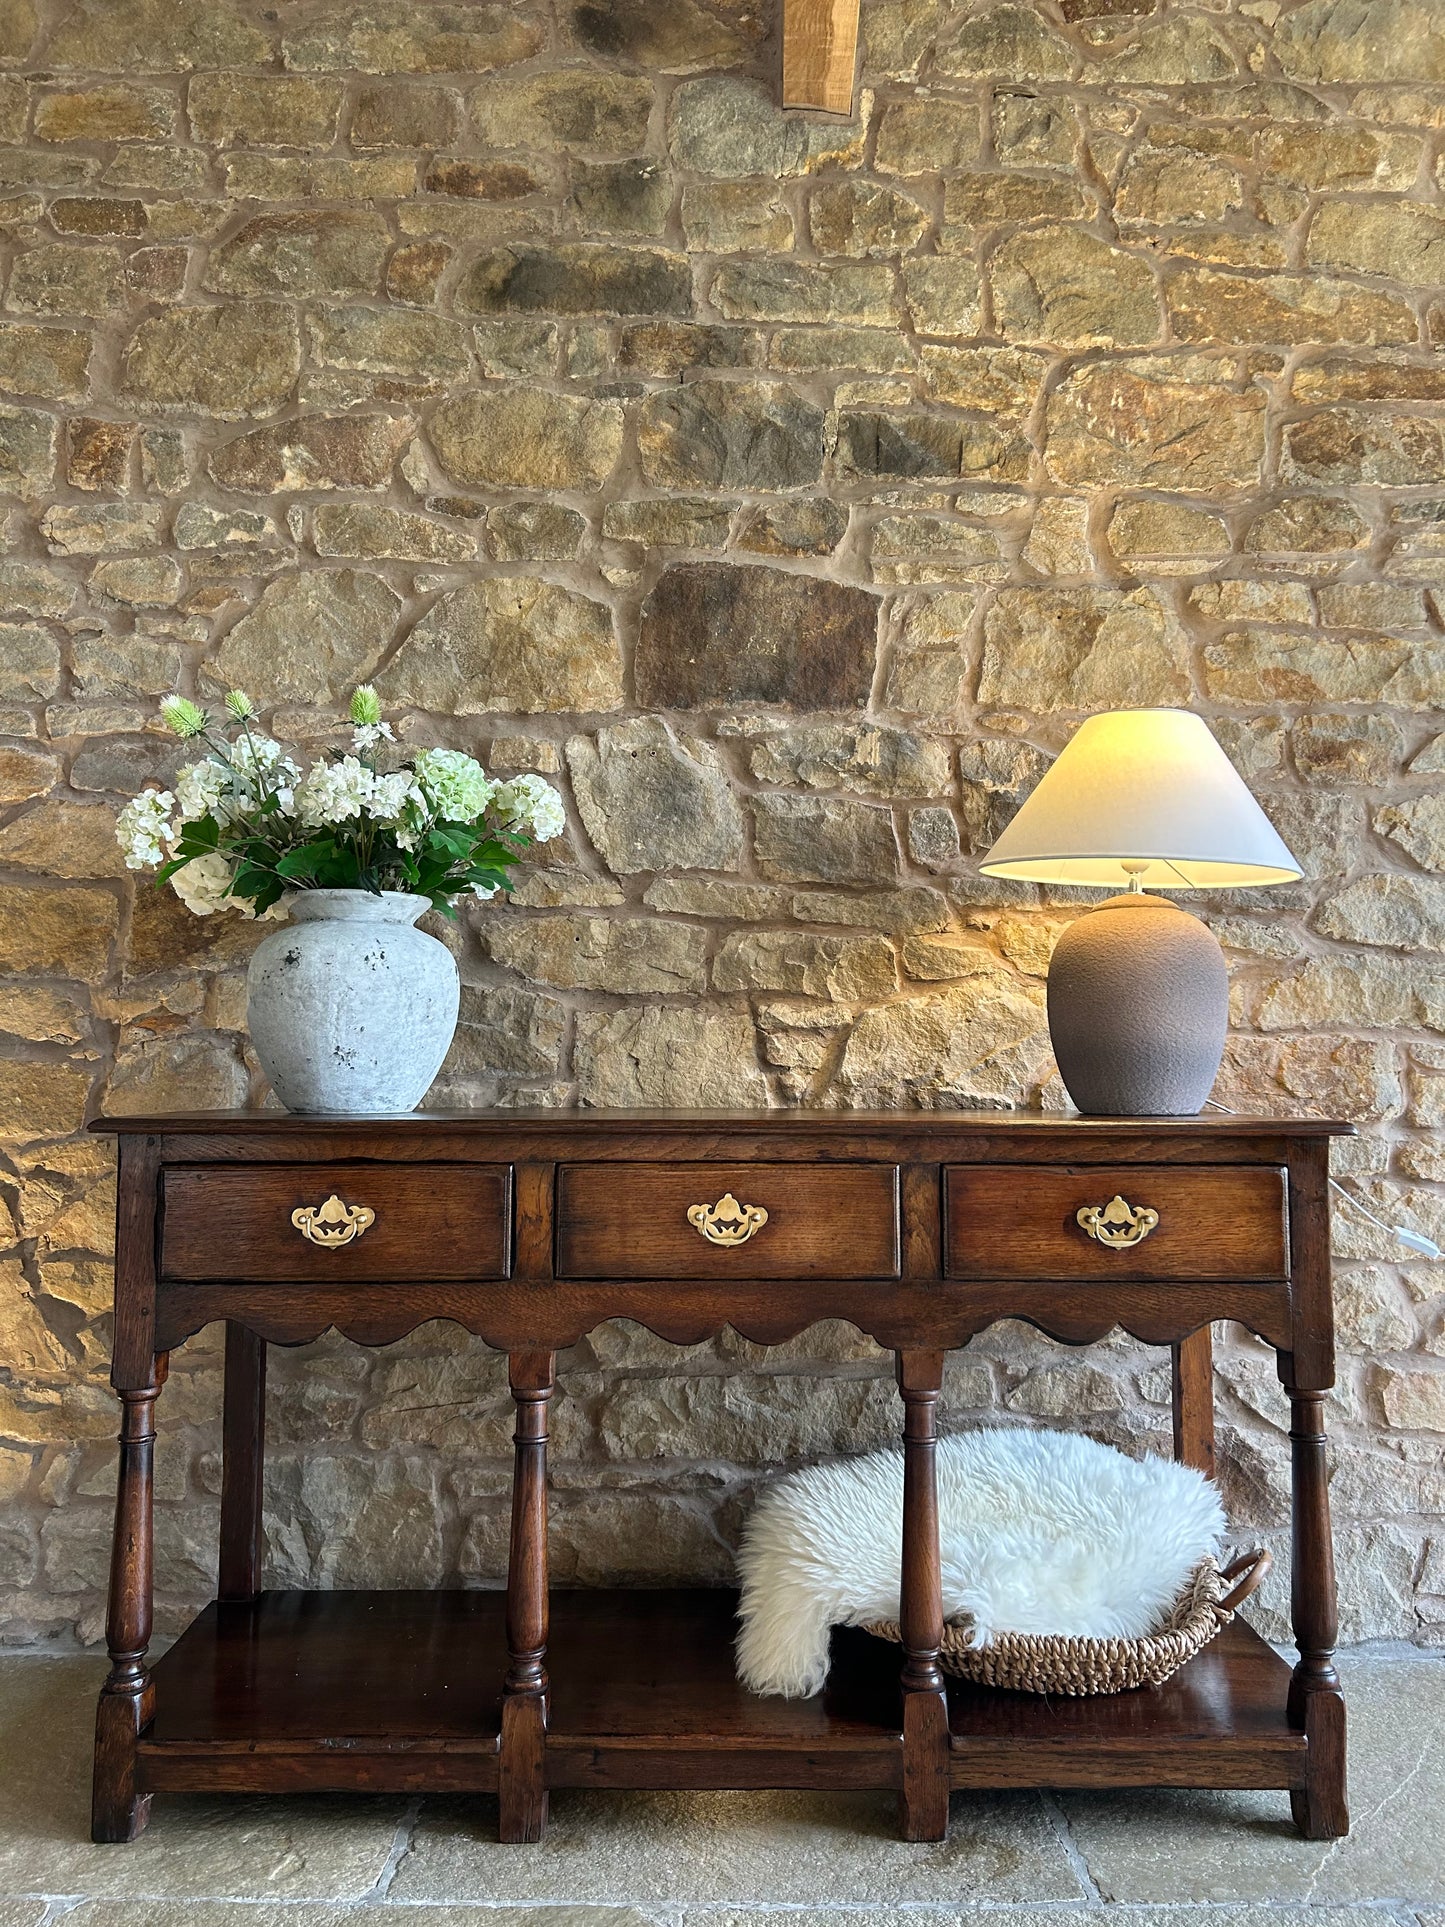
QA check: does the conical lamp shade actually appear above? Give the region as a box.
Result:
[979,708,1301,890]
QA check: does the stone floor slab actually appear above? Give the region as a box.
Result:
[0,1659,405,1902]
[389,1788,1081,1906]
[10,1649,1445,1911]
[1059,1651,1445,1904]
[694,1911,1398,1927]
[65,1908,657,1927]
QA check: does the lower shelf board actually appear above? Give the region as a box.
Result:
[136,1587,1305,1798]
[946,1619,1305,1789]
[141,1588,507,1793]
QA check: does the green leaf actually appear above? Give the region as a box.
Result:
[275,847,321,879]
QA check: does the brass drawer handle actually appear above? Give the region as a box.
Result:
[292,1193,376,1249]
[1076,1195,1159,1249]
[687,1193,769,1247]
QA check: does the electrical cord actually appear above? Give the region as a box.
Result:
[1203,1098,1441,1260]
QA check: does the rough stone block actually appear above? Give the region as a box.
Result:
[6,242,124,317]
[567,717,745,873]
[208,414,412,492]
[204,211,390,298]
[668,75,863,177]
[980,585,1188,710]
[123,304,300,416]
[714,930,896,1000]
[0,323,89,401]
[637,378,823,490]
[1046,357,1265,488]
[681,181,792,252]
[458,242,690,316]
[353,80,460,150]
[935,2,1073,77]
[993,226,1160,347]
[213,570,398,704]
[429,385,622,489]
[575,1005,768,1107]
[486,913,708,994]
[47,0,271,70]
[810,180,928,257]
[752,793,898,885]
[380,577,622,715]
[1204,629,1445,709]
[35,83,175,142]
[469,69,652,155]
[312,504,473,562]
[748,722,949,797]
[187,73,343,145]
[1168,267,1416,346]
[566,0,748,71]
[0,401,55,497]
[874,97,981,175]
[836,973,1048,1107]
[711,260,893,325]
[283,2,541,74]
[636,563,877,709]
[1308,198,1445,286]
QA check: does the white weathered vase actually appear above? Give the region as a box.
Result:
[247,890,459,1115]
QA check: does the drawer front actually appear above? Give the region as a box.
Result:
[556,1162,901,1280]
[944,1164,1287,1283]
[161,1163,512,1283]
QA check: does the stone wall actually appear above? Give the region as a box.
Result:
[1,0,1443,1649]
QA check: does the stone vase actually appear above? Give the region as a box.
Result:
[247,890,459,1115]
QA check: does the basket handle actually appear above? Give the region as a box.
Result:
[1216,1547,1272,1615]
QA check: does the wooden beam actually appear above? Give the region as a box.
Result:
[782,0,860,116]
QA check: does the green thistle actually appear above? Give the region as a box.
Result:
[160,695,208,739]
[223,689,256,721]
[349,685,382,727]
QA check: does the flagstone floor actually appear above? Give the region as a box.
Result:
[0,1647,1440,1926]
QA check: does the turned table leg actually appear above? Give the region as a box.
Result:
[219,1322,266,1601]
[500,1348,554,1843]
[1171,1326,1215,1477]
[897,1348,949,1842]
[93,1355,166,1843]
[1284,1374,1349,1839]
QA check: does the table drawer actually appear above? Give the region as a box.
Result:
[161,1163,512,1283]
[944,1164,1287,1283]
[556,1162,900,1280]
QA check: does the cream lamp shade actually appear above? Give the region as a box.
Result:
[979,708,1301,891]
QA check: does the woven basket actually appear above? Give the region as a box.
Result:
[864,1548,1271,1697]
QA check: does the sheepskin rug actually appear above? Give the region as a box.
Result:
[736,1427,1226,1699]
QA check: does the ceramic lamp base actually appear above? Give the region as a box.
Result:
[1046,893,1228,1117]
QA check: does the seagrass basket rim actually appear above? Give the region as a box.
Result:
[862,1548,1270,1697]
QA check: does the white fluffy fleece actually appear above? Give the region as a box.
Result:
[735,1427,1226,1699]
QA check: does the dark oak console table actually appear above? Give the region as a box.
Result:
[91,1110,1350,1846]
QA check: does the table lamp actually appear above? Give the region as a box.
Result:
[979,708,1301,1116]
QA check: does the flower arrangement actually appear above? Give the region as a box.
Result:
[116,687,566,919]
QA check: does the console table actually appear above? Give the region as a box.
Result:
[90,1110,1350,1847]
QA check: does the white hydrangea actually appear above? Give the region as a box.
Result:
[494,773,566,842]
[296,756,376,829]
[230,732,290,780]
[115,788,175,870]
[175,757,229,823]
[368,771,425,850]
[412,747,496,823]
[369,770,420,818]
[169,850,237,917]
